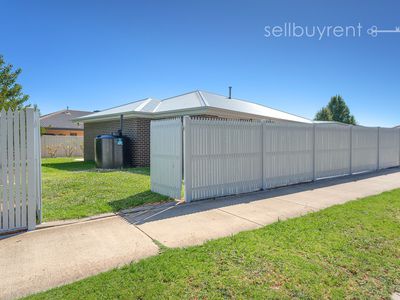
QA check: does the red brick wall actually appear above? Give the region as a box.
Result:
[84,118,150,167]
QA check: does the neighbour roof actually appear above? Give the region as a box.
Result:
[40,109,92,129]
[76,90,312,124]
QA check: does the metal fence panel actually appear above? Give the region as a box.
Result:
[379,127,400,169]
[263,122,314,188]
[315,124,351,179]
[1,108,41,233]
[150,118,182,199]
[352,126,379,173]
[151,117,400,203]
[184,117,262,202]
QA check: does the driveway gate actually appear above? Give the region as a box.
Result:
[1,108,42,234]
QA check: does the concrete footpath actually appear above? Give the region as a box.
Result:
[1,169,400,299]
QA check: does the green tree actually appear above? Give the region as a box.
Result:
[0,55,30,111]
[314,95,356,125]
[315,107,333,122]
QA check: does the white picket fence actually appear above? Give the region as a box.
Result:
[0,108,41,233]
[41,135,83,158]
[150,117,400,202]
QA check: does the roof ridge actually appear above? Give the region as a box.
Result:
[201,90,311,122]
[161,90,200,101]
[197,91,209,107]
[40,109,68,119]
[94,97,153,113]
[135,98,156,112]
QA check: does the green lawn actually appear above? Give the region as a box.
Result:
[42,158,170,221]
[30,189,400,299]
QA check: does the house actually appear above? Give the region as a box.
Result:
[40,109,92,136]
[75,90,312,167]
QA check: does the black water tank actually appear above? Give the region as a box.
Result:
[95,135,125,169]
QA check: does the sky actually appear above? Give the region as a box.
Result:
[1,0,399,126]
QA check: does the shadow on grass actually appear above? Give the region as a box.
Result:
[42,160,96,171]
[42,160,150,175]
[108,190,171,212]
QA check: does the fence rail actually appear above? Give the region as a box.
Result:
[41,135,83,158]
[150,117,400,202]
[1,108,41,233]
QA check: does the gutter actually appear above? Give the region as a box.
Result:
[72,107,211,123]
[73,106,312,124]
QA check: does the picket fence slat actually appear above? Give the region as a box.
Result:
[0,108,41,233]
[7,111,15,228]
[20,111,27,228]
[1,110,9,230]
[26,109,36,230]
[14,111,21,227]
[34,112,42,222]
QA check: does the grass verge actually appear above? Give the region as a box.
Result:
[29,189,400,299]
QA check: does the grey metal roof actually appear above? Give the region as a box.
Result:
[41,109,92,129]
[76,98,160,120]
[76,91,312,124]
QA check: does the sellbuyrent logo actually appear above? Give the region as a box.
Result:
[263,23,400,40]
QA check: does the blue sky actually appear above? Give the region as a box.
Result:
[1,0,399,126]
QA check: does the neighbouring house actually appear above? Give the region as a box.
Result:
[40,109,92,136]
[75,90,312,167]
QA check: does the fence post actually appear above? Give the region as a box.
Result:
[312,123,316,181]
[183,116,192,202]
[34,111,42,223]
[261,120,267,190]
[398,127,400,166]
[26,108,36,230]
[349,125,353,175]
[377,127,380,170]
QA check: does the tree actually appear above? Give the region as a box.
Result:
[314,95,356,125]
[315,107,333,122]
[0,55,30,110]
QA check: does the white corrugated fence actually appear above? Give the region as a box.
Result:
[1,108,41,234]
[150,117,400,202]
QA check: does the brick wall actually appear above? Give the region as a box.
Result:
[84,118,150,167]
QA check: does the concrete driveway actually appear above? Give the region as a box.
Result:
[1,168,400,299]
[0,216,159,300]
